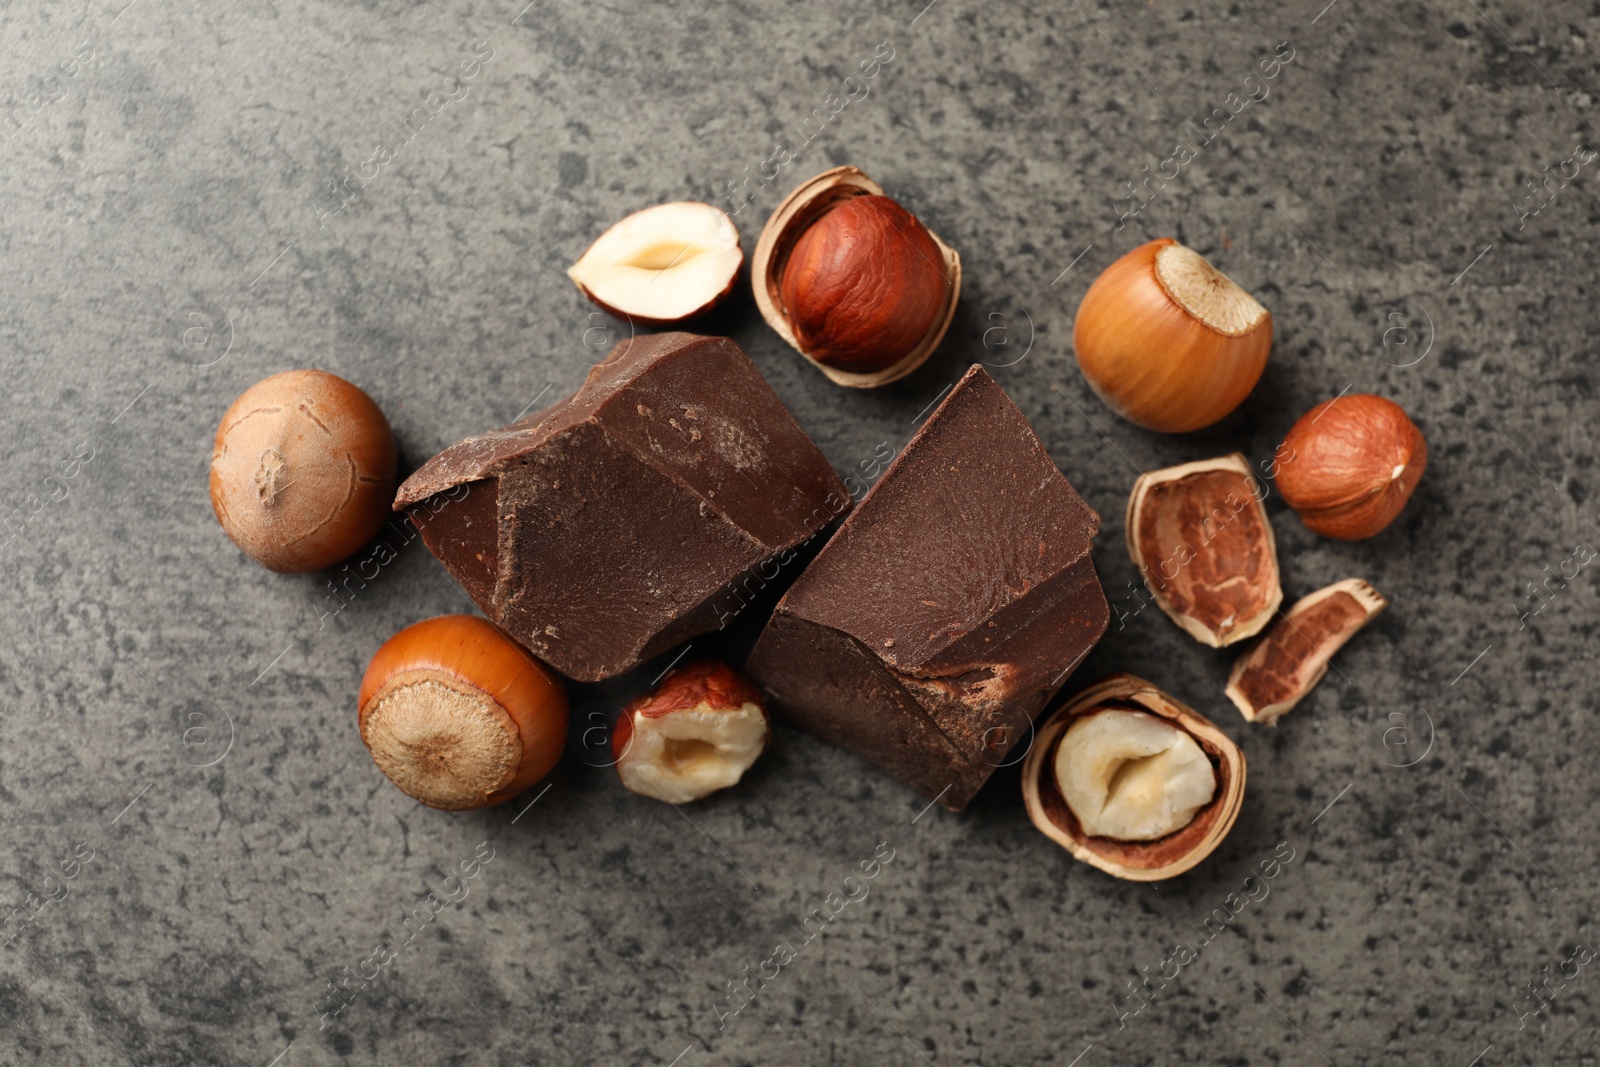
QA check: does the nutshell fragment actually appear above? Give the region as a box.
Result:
[395,333,850,682]
[745,365,1110,810]
[1226,578,1387,724]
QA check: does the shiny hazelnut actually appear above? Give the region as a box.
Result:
[210,369,396,573]
[752,166,961,388]
[358,615,568,811]
[1276,394,1427,540]
[1073,238,1272,433]
[612,660,769,804]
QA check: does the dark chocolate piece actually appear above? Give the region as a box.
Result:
[395,333,850,682]
[745,365,1109,810]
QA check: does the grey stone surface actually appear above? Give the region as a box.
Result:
[1,0,1596,1063]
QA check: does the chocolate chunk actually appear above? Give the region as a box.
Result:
[745,365,1109,810]
[395,333,850,682]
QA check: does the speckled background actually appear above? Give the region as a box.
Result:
[2,0,1596,1064]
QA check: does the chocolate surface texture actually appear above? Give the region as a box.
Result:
[746,364,1110,810]
[395,332,850,682]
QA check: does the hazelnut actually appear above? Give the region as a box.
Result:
[1125,453,1283,647]
[209,369,396,573]
[612,660,769,804]
[1275,394,1427,540]
[1073,238,1272,433]
[358,615,568,811]
[1022,674,1246,881]
[752,166,961,388]
[1054,710,1217,841]
[1227,578,1387,725]
[566,201,743,325]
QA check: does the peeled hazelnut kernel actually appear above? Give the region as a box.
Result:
[566,202,742,325]
[752,166,961,389]
[210,369,397,574]
[1022,674,1245,882]
[613,660,769,804]
[1126,453,1282,647]
[1276,394,1427,540]
[1054,710,1217,842]
[1227,578,1387,725]
[358,615,567,811]
[1073,238,1272,433]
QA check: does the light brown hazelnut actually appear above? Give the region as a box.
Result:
[209,369,396,573]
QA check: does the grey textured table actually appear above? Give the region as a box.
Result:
[2,1,1595,1064]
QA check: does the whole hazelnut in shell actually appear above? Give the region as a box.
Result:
[1275,394,1426,540]
[210,369,397,573]
[1073,238,1272,433]
[359,615,568,811]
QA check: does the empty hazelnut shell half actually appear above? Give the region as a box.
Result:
[1126,453,1283,647]
[1276,394,1427,540]
[752,166,961,389]
[1227,578,1387,725]
[1023,674,1246,881]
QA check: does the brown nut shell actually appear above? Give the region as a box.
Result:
[1126,453,1282,647]
[358,615,568,811]
[1226,578,1387,724]
[1022,674,1246,881]
[1073,238,1272,433]
[752,166,961,389]
[1276,394,1427,540]
[209,369,397,573]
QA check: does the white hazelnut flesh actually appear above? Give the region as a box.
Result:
[1054,710,1217,841]
[567,202,742,325]
[613,661,771,804]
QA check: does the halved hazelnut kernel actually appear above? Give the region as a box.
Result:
[1227,578,1387,725]
[566,202,742,325]
[1022,674,1245,882]
[613,660,770,804]
[358,615,568,811]
[1055,709,1217,842]
[752,166,961,389]
[1126,453,1282,647]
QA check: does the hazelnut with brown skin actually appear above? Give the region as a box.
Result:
[210,369,396,573]
[779,195,948,374]
[1275,394,1426,540]
[752,166,961,388]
